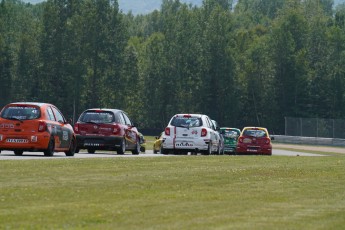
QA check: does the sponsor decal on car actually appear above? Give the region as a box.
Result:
[175,142,194,147]
[0,124,15,129]
[243,138,252,143]
[84,143,102,147]
[63,131,69,141]
[99,127,112,131]
[125,130,137,143]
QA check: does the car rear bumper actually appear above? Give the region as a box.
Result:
[224,145,237,153]
[76,134,123,150]
[162,137,210,152]
[0,133,50,151]
[236,144,272,155]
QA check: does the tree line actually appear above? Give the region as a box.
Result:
[1,0,345,134]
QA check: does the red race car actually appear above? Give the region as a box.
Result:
[74,108,141,155]
[236,127,274,155]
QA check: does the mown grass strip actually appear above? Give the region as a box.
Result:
[0,156,345,229]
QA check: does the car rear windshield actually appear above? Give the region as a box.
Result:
[0,106,40,120]
[222,130,240,138]
[171,116,202,127]
[79,111,115,124]
[243,129,267,137]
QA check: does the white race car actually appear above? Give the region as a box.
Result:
[161,114,222,155]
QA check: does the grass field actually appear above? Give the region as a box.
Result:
[1,154,345,229]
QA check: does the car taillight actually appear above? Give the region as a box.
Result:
[113,124,121,135]
[201,128,207,137]
[74,123,79,133]
[238,137,243,143]
[38,121,47,132]
[165,127,170,136]
[265,138,271,144]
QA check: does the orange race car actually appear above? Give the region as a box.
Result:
[0,102,76,156]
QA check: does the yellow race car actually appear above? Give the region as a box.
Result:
[153,132,164,154]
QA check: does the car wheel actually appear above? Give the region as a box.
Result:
[44,137,55,156]
[75,148,80,153]
[14,150,23,156]
[87,149,95,154]
[221,148,224,155]
[132,141,140,155]
[117,138,126,155]
[65,138,76,156]
[207,143,212,155]
[160,146,168,155]
[202,143,212,155]
[217,143,221,155]
[140,147,146,153]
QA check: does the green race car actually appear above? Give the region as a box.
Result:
[220,127,241,154]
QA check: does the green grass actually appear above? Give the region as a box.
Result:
[143,135,158,150]
[1,156,345,229]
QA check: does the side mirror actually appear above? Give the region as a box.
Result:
[271,136,275,141]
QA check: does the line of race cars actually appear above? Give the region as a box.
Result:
[0,102,274,156]
[153,114,274,155]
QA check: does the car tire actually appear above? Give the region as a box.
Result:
[201,143,212,155]
[65,138,76,156]
[161,147,168,155]
[44,137,55,156]
[75,148,80,153]
[132,141,140,155]
[117,138,126,155]
[14,150,23,156]
[87,149,95,154]
[217,143,221,155]
[207,143,212,155]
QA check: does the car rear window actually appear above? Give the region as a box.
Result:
[79,111,115,124]
[243,129,267,137]
[0,105,40,120]
[170,116,202,127]
[222,130,240,138]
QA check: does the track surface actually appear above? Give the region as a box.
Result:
[0,148,325,160]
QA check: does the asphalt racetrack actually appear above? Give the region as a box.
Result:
[0,149,325,160]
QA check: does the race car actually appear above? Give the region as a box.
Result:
[161,114,221,155]
[236,127,274,155]
[0,102,76,156]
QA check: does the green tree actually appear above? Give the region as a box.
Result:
[200,3,238,125]
[140,32,170,128]
[14,4,42,102]
[269,4,309,132]
[78,0,127,111]
[303,0,335,118]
